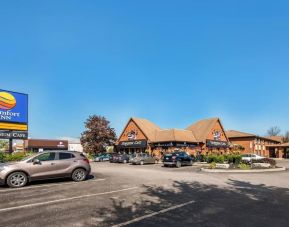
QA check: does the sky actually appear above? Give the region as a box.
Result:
[0,0,289,139]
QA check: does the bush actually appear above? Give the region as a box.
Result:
[205,154,241,164]
[225,154,242,164]
[238,163,251,170]
[0,152,5,162]
[195,154,206,162]
[209,162,216,169]
[0,152,29,163]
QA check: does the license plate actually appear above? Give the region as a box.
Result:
[164,162,172,165]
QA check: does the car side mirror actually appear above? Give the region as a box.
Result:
[33,159,41,165]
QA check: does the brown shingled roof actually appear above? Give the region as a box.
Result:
[267,136,283,143]
[226,130,256,138]
[131,117,161,141]
[120,117,227,144]
[186,118,226,143]
[154,129,197,143]
[227,130,282,143]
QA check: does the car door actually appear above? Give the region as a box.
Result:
[52,152,75,177]
[182,153,190,165]
[147,155,155,164]
[27,152,58,180]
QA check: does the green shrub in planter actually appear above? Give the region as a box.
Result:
[0,152,5,162]
[209,162,216,169]
[4,152,26,162]
[238,163,251,170]
[217,155,225,163]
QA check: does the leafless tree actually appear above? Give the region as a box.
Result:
[267,126,281,137]
[283,131,289,143]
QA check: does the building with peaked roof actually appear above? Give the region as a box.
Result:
[116,117,230,156]
[226,130,280,157]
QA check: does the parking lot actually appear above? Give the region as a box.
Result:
[1,161,289,227]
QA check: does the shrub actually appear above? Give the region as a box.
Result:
[0,152,5,162]
[209,162,216,169]
[0,152,30,163]
[4,152,26,162]
[216,155,225,163]
[195,154,206,162]
[238,163,251,170]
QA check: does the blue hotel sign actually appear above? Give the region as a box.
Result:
[0,89,28,124]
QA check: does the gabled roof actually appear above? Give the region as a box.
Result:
[131,117,161,141]
[154,129,197,143]
[267,136,283,143]
[227,130,282,143]
[226,130,256,138]
[186,118,227,143]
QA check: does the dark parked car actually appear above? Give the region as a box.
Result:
[116,154,130,164]
[109,153,120,163]
[163,151,193,168]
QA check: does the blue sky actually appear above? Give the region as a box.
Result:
[1,1,288,139]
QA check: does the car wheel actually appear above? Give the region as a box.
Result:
[176,161,181,168]
[123,159,127,164]
[140,160,144,165]
[163,164,168,167]
[72,168,87,182]
[7,172,28,188]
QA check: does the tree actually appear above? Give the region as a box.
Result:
[267,126,281,137]
[283,131,289,143]
[80,115,117,154]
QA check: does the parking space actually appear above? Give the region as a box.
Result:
[0,161,289,226]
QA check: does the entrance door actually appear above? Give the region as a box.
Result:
[269,148,276,158]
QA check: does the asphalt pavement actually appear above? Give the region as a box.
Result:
[1,161,289,227]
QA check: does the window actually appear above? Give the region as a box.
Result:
[36,152,56,162]
[59,152,74,160]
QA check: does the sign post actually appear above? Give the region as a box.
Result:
[8,137,13,154]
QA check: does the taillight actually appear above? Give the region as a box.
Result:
[83,158,90,164]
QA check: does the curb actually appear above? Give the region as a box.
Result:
[200,167,286,173]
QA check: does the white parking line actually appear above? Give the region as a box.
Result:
[0,186,139,212]
[112,200,195,227]
[0,178,106,193]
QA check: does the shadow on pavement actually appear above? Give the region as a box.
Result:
[90,179,289,227]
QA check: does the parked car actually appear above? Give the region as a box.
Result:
[109,153,120,163]
[131,153,156,165]
[94,153,111,162]
[116,154,131,164]
[0,151,91,188]
[241,154,265,162]
[163,151,193,168]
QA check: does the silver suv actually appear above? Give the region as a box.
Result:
[0,151,91,188]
